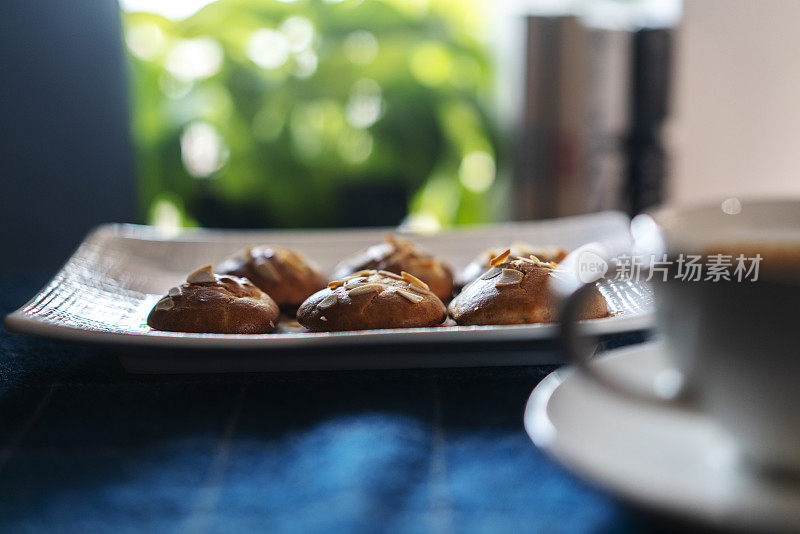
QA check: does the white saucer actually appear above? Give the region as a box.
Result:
[524,342,800,533]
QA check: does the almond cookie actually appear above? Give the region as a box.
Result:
[297,269,447,332]
[217,246,326,315]
[332,234,454,301]
[147,265,280,334]
[449,253,607,325]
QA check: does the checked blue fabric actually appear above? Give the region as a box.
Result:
[0,270,649,534]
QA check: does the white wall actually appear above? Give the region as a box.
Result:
[669,0,800,204]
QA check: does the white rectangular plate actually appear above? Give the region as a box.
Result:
[4,211,653,372]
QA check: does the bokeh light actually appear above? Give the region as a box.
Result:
[293,49,318,78]
[721,197,742,215]
[247,29,290,70]
[345,79,383,129]
[180,121,229,178]
[338,129,374,164]
[149,196,184,236]
[166,37,224,81]
[410,42,452,86]
[344,31,379,65]
[280,16,314,52]
[125,22,166,60]
[459,151,495,193]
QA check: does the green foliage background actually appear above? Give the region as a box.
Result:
[124,0,500,229]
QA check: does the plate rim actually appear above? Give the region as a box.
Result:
[4,308,653,349]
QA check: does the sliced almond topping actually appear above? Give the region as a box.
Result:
[397,289,424,303]
[528,255,557,268]
[495,268,524,287]
[480,267,502,280]
[328,279,345,289]
[155,298,174,310]
[378,270,404,280]
[320,316,327,322]
[354,269,378,277]
[187,265,216,284]
[401,271,429,291]
[318,293,338,309]
[345,276,367,287]
[348,283,383,296]
[168,286,181,297]
[490,249,511,267]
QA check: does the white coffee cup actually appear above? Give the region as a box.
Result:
[561,198,800,474]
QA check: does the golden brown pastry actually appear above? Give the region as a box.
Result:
[457,242,568,288]
[297,269,447,332]
[147,265,280,334]
[332,235,454,301]
[449,252,607,326]
[217,246,326,314]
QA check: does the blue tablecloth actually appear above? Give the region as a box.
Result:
[0,270,649,533]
